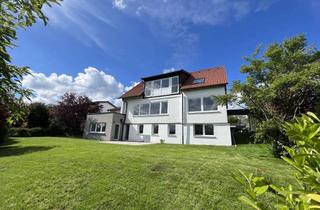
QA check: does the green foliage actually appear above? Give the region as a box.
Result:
[53,92,100,136]
[0,104,10,142]
[10,127,50,137]
[218,35,320,155]
[27,103,49,128]
[235,112,320,209]
[0,0,61,124]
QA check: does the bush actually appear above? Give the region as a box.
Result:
[10,127,31,137]
[235,112,320,209]
[46,119,65,136]
[231,127,255,144]
[0,124,9,143]
[9,127,47,137]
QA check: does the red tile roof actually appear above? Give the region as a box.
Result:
[180,66,227,90]
[120,66,227,98]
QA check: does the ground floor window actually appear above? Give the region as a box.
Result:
[139,124,144,134]
[168,124,176,136]
[194,124,214,136]
[90,122,106,133]
[152,124,159,135]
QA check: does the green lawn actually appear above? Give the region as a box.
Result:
[0,137,294,209]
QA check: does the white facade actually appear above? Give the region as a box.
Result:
[122,85,232,146]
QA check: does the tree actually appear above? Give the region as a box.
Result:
[219,35,320,156]
[27,103,49,128]
[0,0,61,125]
[53,93,100,136]
[235,112,320,209]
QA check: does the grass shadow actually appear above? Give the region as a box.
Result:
[0,138,56,157]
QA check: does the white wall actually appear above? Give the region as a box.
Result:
[123,85,232,146]
[127,124,182,144]
[98,102,116,112]
[183,123,232,146]
[125,94,182,124]
[182,86,232,146]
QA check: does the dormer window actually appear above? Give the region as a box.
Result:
[144,76,179,97]
[193,78,205,84]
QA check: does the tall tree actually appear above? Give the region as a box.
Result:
[53,93,100,136]
[27,103,49,128]
[0,0,61,124]
[219,35,320,156]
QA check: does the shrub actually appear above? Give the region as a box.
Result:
[160,139,165,144]
[0,124,9,143]
[9,127,31,137]
[234,112,320,209]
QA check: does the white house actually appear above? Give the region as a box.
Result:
[84,66,232,146]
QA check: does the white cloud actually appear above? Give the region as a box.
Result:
[22,67,131,105]
[113,0,127,10]
[112,0,276,66]
[125,81,140,91]
[44,0,118,52]
[162,67,177,73]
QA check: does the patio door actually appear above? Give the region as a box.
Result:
[125,124,129,140]
[113,124,120,140]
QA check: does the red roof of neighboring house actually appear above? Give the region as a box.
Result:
[120,66,227,98]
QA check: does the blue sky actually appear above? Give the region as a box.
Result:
[10,0,320,104]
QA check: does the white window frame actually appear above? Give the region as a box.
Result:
[90,122,106,134]
[194,124,215,137]
[144,76,179,97]
[133,101,168,116]
[188,96,219,113]
[171,76,179,93]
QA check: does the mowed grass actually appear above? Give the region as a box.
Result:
[0,137,294,210]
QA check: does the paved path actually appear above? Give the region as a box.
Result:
[100,141,157,145]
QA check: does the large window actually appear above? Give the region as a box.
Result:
[188,96,218,112]
[90,122,106,133]
[133,104,140,115]
[140,103,150,115]
[144,76,179,97]
[171,76,179,93]
[133,101,168,116]
[188,98,201,112]
[153,124,159,135]
[161,101,168,114]
[203,96,217,111]
[168,124,176,136]
[194,124,214,136]
[151,102,160,114]
[145,82,152,96]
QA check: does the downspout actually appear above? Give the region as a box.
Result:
[181,91,184,145]
[120,100,126,141]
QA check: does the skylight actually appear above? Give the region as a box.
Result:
[193,78,205,84]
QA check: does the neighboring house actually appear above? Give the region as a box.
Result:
[83,101,124,141]
[83,66,232,146]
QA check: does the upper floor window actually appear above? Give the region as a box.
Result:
[188,96,218,112]
[133,101,168,116]
[144,76,179,97]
